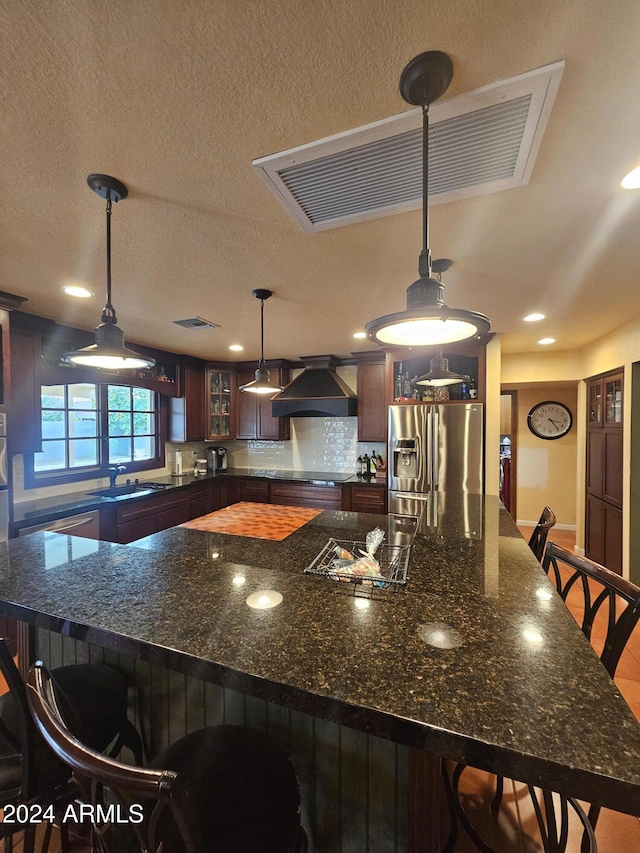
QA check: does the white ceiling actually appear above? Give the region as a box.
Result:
[3,0,640,364]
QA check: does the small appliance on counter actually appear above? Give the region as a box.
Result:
[194,458,208,476]
[207,446,228,472]
[170,450,184,477]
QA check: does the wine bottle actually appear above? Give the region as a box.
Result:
[395,363,403,400]
[469,377,478,399]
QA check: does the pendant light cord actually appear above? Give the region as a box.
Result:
[259,297,265,367]
[419,104,432,278]
[102,192,117,324]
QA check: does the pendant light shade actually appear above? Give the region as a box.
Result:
[239,289,284,395]
[415,350,467,387]
[63,174,155,370]
[365,51,491,348]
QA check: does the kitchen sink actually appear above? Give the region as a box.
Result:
[88,484,155,498]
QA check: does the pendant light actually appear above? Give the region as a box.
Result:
[415,259,468,387]
[63,174,155,370]
[365,51,491,347]
[239,289,284,395]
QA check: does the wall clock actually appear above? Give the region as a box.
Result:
[527,401,573,440]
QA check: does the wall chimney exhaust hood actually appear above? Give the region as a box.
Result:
[271,355,357,418]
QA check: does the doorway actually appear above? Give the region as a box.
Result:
[500,391,517,519]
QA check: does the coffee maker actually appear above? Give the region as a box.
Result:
[207,446,228,473]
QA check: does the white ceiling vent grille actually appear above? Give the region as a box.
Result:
[253,61,564,233]
[172,317,220,330]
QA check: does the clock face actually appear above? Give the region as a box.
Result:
[527,401,573,440]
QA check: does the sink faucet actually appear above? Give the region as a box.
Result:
[108,465,127,488]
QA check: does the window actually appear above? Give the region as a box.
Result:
[26,383,163,486]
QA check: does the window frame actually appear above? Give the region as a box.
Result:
[24,383,166,489]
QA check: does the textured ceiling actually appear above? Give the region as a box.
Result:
[3,0,640,363]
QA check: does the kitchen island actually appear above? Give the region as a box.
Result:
[1,495,640,851]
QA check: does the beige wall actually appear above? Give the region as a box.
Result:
[511,385,579,527]
[500,314,640,575]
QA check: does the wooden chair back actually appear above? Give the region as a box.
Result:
[27,662,198,853]
[528,506,556,562]
[0,637,36,802]
[542,541,640,677]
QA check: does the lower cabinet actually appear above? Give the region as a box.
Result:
[344,483,387,515]
[211,478,229,512]
[585,493,623,574]
[94,475,390,544]
[271,482,342,510]
[236,478,270,503]
[108,491,191,544]
[188,480,210,519]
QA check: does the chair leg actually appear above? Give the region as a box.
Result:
[490,775,504,812]
[528,787,597,853]
[119,717,145,765]
[582,805,601,853]
[442,762,498,853]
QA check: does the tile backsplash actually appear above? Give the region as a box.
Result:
[13,418,385,503]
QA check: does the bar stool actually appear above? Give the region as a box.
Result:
[528,506,557,562]
[0,638,144,853]
[444,542,640,852]
[27,662,308,853]
[543,541,640,852]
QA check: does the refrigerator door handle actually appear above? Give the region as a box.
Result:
[432,406,439,489]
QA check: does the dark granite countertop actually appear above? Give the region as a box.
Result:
[13,469,386,529]
[2,493,640,815]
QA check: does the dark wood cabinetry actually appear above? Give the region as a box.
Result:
[270,481,342,510]
[103,489,191,544]
[235,361,290,440]
[188,479,211,518]
[586,369,623,574]
[8,327,42,454]
[344,483,387,514]
[353,351,386,442]
[205,366,234,439]
[236,478,270,503]
[169,362,206,442]
[210,478,229,512]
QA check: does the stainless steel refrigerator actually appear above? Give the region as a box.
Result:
[387,403,483,519]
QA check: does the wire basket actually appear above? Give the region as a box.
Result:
[304,538,410,590]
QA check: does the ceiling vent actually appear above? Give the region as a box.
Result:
[253,61,564,233]
[172,317,220,330]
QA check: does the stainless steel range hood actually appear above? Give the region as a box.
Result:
[271,355,357,418]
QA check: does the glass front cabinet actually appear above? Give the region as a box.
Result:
[206,367,233,439]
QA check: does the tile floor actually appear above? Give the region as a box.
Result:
[8,527,640,852]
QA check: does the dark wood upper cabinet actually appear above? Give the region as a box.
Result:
[353,351,386,442]
[8,327,42,454]
[235,361,290,441]
[169,362,206,442]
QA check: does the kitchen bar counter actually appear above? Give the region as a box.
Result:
[2,494,640,820]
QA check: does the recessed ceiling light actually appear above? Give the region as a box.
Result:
[61,284,94,298]
[353,331,366,339]
[229,344,244,352]
[523,313,545,322]
[538,337,556,345]
[621,166,640,189]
